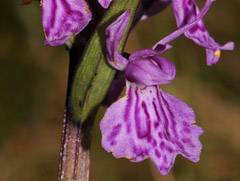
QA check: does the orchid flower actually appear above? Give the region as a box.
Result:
[172,0,234,65]
[41,0,114,46]
[141,0,234,65]
[100,0,215,175]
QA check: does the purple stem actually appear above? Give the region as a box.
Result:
[58,108,93,181]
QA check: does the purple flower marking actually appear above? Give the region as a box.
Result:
[100,81,203,175]
[41,0,92,46]
[172,0,234,65]
[100,0,215,175]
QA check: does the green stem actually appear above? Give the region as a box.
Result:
[69,0,141,123]
[58,0,141,180]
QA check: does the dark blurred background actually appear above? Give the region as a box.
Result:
[0,0,239,180]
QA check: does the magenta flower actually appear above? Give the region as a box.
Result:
[140,0,234,65]
[100,0,215,175]
[41,0,92,46]
[172,0,234,65]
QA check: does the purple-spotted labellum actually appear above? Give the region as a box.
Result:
[100,0,215,174]
[172,0,234,65]
[41,0,92,46]
[100,80,204,175]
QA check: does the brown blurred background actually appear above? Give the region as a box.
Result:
[0,0,240,180]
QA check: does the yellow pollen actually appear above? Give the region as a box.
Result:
[214,50,221,57]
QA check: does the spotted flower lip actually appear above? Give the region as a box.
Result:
[172,0,234,65]
[100,81,204,175]
[100,0,214,175]
[41,0,92,46]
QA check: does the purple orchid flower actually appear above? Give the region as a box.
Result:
[100,0,214,175]
[41,0,92,46]
[172,0,234,65]
[141,0,234,65]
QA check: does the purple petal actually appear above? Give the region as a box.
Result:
[105,10,130,70]
[42,0,92,46]
[129,45,173,62]
[100,81,203,175]
[97,0,112,8]
[125,56,176,85]
[129,49,158,61]
[172,0,234,65]
[141,0,171,20]
[153,0,214,49]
